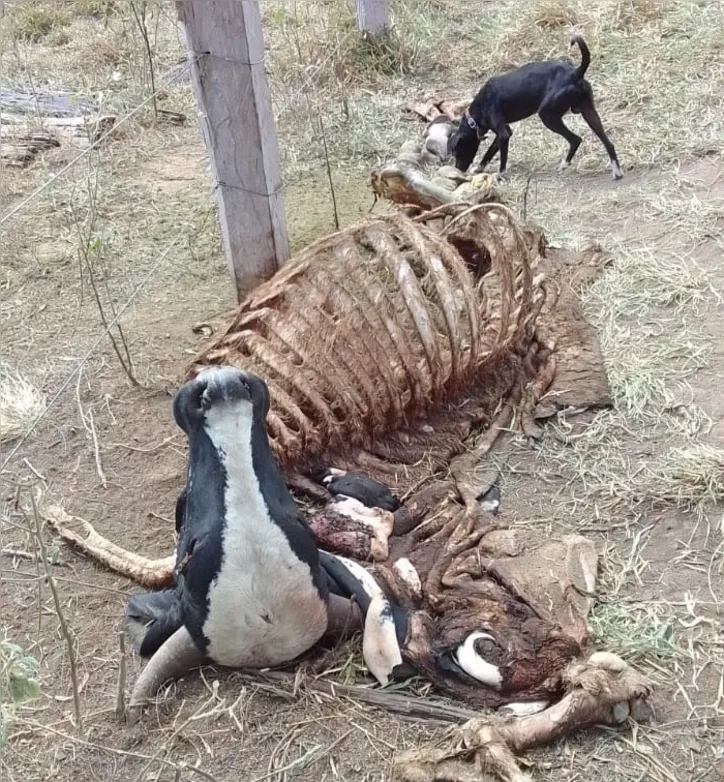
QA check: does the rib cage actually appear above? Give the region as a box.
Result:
[187,204,544,472]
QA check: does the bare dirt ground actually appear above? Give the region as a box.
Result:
[1,1,723,781]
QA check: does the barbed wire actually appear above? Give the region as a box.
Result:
[0,205,210,475]
[1,21,354,474]
[1,23,351,225]
[0,56,203,228]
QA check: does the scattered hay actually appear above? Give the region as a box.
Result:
[499,0,580,52]
[67,0,120,20]
[607,0,670,32]
[582,243,710,419]
[590,602,682,664]
[524,414,723,523]
[584,244,707,319]
[646,445,724,510]
[0,364,46,445]
[264,0,433,90]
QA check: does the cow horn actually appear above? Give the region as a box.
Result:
[126,625,204,724]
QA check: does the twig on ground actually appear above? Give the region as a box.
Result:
[116,631,127,718]
[237,669,479,723]
[250,729,353,782]
[2,547,34,560]
[27,485,84,735]
[74,371,108,488]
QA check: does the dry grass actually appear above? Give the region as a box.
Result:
[0,364,47,445]
[7,3,71,42]
[646,445,724,509]
[590,601,682,664]
[583,244,711,420]
[1,0,724,779]
[525,410,723,520]
[67,0,120,19]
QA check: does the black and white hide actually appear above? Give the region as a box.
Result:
[124,367,403,710]
[308,465,401,512]
[123,368,574,717]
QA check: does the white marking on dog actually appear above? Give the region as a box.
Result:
[393,558,422,599]
[611,160,624,180]
[202,391,327,667]
[454,631,503,689]
[557,159,570,172]
[363,593,403,685]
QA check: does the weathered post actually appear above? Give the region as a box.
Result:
[176,1,289,300]
[355,0,390,34]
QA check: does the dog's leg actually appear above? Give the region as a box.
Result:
[472,136,500,173]
[474,125,513,174]
[489,122,512,178]
[538,109,582,173]
[580,103,623,180]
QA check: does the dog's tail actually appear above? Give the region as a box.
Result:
[570,34,590,79]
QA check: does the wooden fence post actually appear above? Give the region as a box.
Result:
[355,0,389,34]
[176,1,289,301]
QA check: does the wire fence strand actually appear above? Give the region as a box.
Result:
[1,18,354,474]
[0,206,210,475]
[0,57,202,228]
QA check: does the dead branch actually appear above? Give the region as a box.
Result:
[116,631,127,718]
[319,115,340,230]
[129,1,159,122]
[235,668,479,724]
[74,371,109,488]
[27,487,84,735]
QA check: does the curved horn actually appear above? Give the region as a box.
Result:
[126,625,204,724]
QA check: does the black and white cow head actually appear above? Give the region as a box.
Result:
[126,367,329,692]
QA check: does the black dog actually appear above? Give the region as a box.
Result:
[448,35,622,180]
